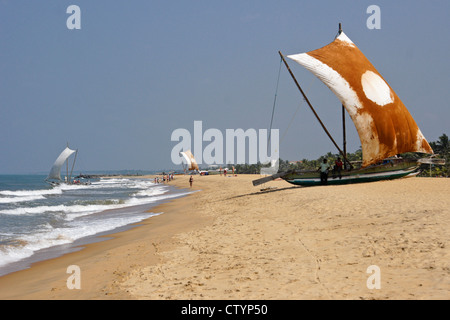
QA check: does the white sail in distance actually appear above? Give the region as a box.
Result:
[180,150,199,171]
[47,147,77,181]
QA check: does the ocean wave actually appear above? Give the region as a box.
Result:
[0,203,121,217]
[0,195,46,204]
[0,188,62,197]
[133,186,167,197]
[0,189,187,217]
[0,211,162,269]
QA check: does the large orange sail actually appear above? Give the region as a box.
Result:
[287,32,433,167]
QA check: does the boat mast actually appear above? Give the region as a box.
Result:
[69,149,78,183]
[342,106,347,168]
[278,51,352,169]
[338,23,348,169]
[66,142,69,183]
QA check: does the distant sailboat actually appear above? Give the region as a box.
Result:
[45,144,79,185]
[253,24,434,187]
[180,150,199,172]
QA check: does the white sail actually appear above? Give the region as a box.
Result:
[47,147,77,181]
[180,150,199,171]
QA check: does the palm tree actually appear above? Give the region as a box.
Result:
[426,133,449,177]
[437,134,449,154]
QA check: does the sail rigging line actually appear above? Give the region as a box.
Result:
[280,76,317,144]
[267,57,283,146]
[278,50,353,169]
[267,57,318,145]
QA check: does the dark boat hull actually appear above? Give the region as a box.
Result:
[283,160,419,187]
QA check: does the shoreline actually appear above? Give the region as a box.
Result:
[0,176,190,278]
[0,175,448,299]
[0,175,204,299]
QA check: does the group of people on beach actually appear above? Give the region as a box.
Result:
[318,157,343,184]
[154,174,174,184]
[219,166,235,177]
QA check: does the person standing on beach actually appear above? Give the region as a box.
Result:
[334,157,343,179]
[189,175,193,188]
[318,158,331,185]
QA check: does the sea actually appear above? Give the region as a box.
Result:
[0,174,191,277]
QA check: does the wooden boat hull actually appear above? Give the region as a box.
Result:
[283,160,419,187]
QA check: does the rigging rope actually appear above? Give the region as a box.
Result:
[267,55,317,144]
[267,57,282,145]
[280,76,317,143]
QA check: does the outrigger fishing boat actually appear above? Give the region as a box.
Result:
[45,144,90,186]
[253,24,434,187]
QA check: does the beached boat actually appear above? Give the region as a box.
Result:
[45,144,89,185]
[253,24,434,187]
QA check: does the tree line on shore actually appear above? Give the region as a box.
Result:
[233,133,449,177]
[427,133,449,177]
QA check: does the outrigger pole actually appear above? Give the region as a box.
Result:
[278,51,353,169]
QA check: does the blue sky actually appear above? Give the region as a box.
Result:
[1,0,449,173]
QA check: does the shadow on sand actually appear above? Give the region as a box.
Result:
[225,185,303,201]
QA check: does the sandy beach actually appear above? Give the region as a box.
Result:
[0,174,448,300]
